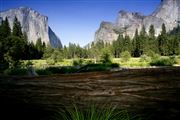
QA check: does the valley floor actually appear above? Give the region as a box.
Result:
[0,67,180,120]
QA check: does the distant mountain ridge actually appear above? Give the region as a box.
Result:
[94,0,180,43]
[0,7,62,48]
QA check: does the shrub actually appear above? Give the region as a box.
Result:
[110,63,120,68]
[46,58,55,65]
[120,51,131,62]
[4,68,28,76]
[46,67,61,74]
[140,54,151,62]
[150,57,176,66]
[35,69,52,75]
[58,67,78,74]
[146,50,156,58]
[100,48,112,64]
[73,59,84,66]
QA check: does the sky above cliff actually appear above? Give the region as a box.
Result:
[1,0,161,47]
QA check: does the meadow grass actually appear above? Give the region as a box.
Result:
[23,56,180,70]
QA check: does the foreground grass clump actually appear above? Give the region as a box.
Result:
[54,105,138,120]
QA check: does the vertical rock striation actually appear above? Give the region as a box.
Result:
[0,7,62,48]
[95,0,180,43]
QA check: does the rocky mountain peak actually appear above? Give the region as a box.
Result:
[0,7,62,48]
[94,0,180,43]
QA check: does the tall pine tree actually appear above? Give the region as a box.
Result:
[12,16,23,37]
[139,25,148,54]
[148,24,157,53]
[132,29,141,57]
[158,23,168,55]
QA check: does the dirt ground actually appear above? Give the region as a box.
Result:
[0,67,180,120]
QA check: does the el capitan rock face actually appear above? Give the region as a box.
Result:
[0,7,62,48]
[95,0,180,43]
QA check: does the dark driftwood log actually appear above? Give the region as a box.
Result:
[0,67,180,120]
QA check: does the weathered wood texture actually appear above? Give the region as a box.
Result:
[0,67,180,120]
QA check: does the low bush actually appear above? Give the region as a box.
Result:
[78,63,119,72]
[101,52,112,64]
[150,56,176,66]
[58,67,78,74]
[4,68,28,76]
[35,69,52,75]
[120,51,131,62]
[73,59,84,66]
[110,63,120,68]
[140,54,151,62]
[46,67,61,74]
[46,58,55,65]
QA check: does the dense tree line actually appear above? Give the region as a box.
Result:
[0,17,45,69]
[95,23,180,58]
[43,23,180,64]
[1,17,180,68]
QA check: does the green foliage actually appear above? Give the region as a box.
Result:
[4,68,28,76]
[78,63,118,72]
[122,35,132,53]
[150,56,176,66]
[0,17,46,70]
[4,36,26,68]
[43,44,54,59]
[35,69,52,75]
[132,29,141,57]
[110,63,120,68]
[73,59,84,66]
[51,49,64,63]
[46,59,55,65]
[12,16,23,37]
[101,48,112,64]
[120,51,131,62]
[56,105,136,120]
[145,50,157,58]
[0,17,11,38]
[35,38,45,58]
[35,66,79,75]
[158,23,169,56]
[140,54,151,62]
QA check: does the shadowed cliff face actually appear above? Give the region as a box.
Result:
[0,7,62,48]
[95,0,180,43]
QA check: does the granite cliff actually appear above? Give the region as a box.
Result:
[0,7,62,48]
[95,0,180,43]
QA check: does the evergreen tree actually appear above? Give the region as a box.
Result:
[0,17,11,63]
[149,24,155,38]
[133,29,141,57]
[122,35,131,53]
[12,16,23,37]
[43,44,54,59]
[158,23,168,55]
[112,34,123,58]
[148,25,157,53]
[4,36,25,68]
[0,17,11,38]
[139,25,148,54]
[36,38,43,51]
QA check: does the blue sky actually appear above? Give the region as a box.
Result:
[0,0,161,47]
